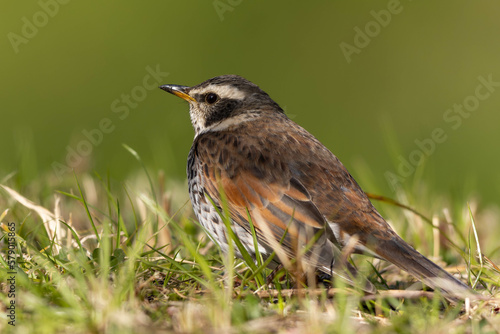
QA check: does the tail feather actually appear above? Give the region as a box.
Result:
[374,235,474,299]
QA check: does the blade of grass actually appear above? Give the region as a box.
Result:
[73,172,100,243]
[366,192,465,254]
[468,204,483,289]
[123,183,139,232]
[123,144,159,240]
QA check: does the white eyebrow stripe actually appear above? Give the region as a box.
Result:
[192,84,246,100]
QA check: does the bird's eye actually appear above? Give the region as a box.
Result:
[205,93,219,104]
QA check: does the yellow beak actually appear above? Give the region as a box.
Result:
[159,84,195,102]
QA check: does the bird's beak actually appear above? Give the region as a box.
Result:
[159,84,195,102]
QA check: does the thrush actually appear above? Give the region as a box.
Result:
[160,75,473,297]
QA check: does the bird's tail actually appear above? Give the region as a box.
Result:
[373,234,474,299]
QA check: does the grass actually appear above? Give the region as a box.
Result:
[1,146,500,334]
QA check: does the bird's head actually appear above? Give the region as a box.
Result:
[160,75,282,135]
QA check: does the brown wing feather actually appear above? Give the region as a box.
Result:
[194,129,336,262]
[204,167,327,251]
[193,129,377,293]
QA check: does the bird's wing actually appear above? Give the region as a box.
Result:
[205,169,325,253]
[193,131,376,292]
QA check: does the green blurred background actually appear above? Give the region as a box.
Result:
[1,1,500,203]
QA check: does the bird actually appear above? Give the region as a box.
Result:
[159,75,474,298]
